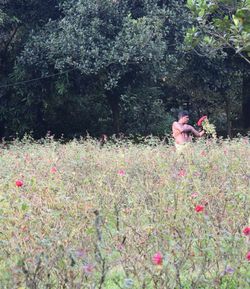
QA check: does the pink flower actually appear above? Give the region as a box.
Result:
[178,169,186,177]
[243,227,250,236]
[195,205,204,212]
[224,265,234,275]
[165,207,174,213]
[23,236,30,242]
[246,251,250,261]
[50,167,57,173]
[201,150,206,157]
[191,192,199,198]
[201,199,208,206]
[243,138,249,145]
[197,115,207,126]
[16,180,23,187]
[118,169,125,176]
[152,252,163,265]
[193,172,201,177]
[117,243,125,251]
[75,249,86,258]
[83,264,95,275]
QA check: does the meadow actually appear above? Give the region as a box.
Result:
[0,136,250,289]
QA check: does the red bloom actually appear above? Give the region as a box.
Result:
[152,252,163,265]
[246,251,250,261]
[197,115,207,126]
[16,180,23,187]
[195,205,204,212]
[243,227,250,236]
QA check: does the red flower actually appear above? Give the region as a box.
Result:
[197,115,207,126]
[195,205,204,212]
[246,251,250,261]
[152,252,163,265]
[16,180,23,187]
[243,227,250,236]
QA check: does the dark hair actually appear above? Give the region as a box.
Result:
[178,110,189,120]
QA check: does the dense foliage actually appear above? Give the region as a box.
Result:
[0,0,249,138]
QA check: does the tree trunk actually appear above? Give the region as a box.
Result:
[106,92,120,134]
[0,121,5,139]
[242,74,250,129]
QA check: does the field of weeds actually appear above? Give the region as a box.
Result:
[0,136,250,289]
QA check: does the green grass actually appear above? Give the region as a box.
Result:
[0,136,250,288]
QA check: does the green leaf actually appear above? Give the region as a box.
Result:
[233,15,240,27]
[21,203,29,211]
[198,8,205,17]
[187,0,194,9]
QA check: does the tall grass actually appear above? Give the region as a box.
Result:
[0,136,249,288]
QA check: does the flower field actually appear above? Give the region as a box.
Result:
[0,136,250,289]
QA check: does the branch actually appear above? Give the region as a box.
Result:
[4,24,22,56]
[203,28,250,65]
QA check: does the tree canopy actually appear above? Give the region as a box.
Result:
[0,0,249,138]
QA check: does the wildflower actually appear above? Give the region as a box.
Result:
[75,249,86,258]
[178,169,186,177]
[224,265,234,275]
[123,208,131,214]
[83,264,94,275]
[23,236,30,242]
[197,115,207,126]
[117,243,125,251]
[191,192,199,198]
[50,167,57,173]
[194,171,201,177]
[165,207,174,213]
[201,198,208,206]
[16,180,23,187]
[243,227,250,236]
[152,252,163,265]
[195,205,204,212]
[246,251,250,261]
[118,169,125,176]
[201,150,206,157]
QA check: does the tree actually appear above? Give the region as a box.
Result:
[1,0,248,138]
[186,0,250,64]
[185,0,250,131]
[0,0,61,137]
[18,0,170,134]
